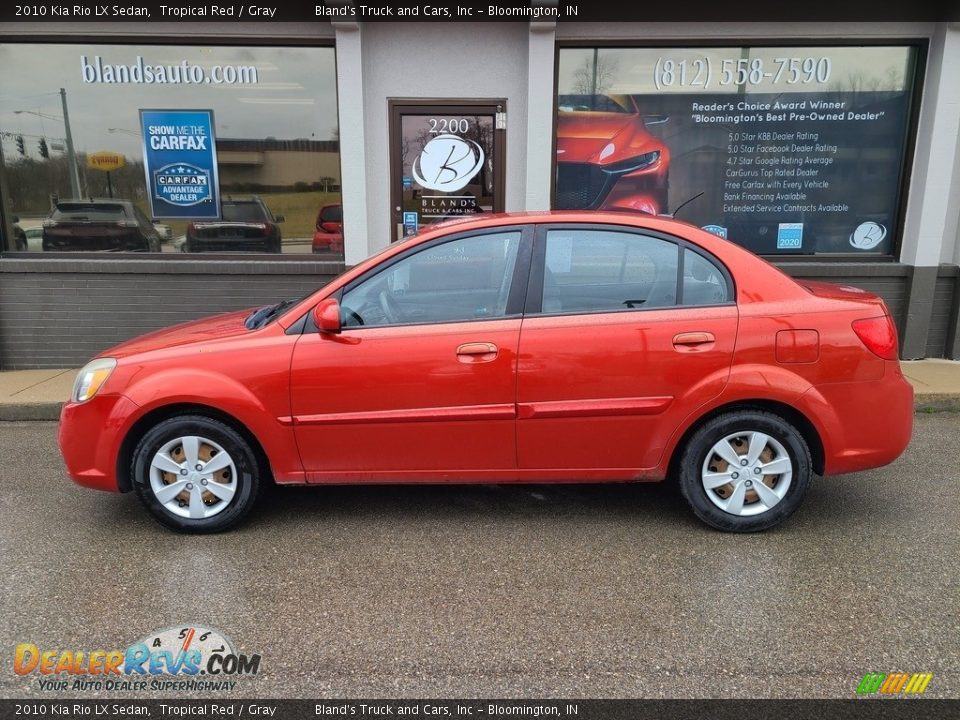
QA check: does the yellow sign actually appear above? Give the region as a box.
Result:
[86,151,126,172]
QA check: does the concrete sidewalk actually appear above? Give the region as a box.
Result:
[1,360,958,421]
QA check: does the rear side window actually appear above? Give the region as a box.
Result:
[319,206,342,223]
[222,202,269,222]
[682,249,731,306]
[51,203,127,221]
[542,229,679,313]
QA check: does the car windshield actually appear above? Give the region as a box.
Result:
[222,202,268,222]
[52,203,127,221]
[557,94,633,113]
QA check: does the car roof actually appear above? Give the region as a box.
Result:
[56,198,133,205]
[419,210,702,237]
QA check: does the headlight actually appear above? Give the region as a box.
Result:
[72,358,117,403]
[601,150,661,175]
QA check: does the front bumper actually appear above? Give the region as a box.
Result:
[58,393,141,492]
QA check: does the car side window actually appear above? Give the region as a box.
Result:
[682,249,730,306]
[341,231,521,328]
[542,229,679,313]
[321,206,342,224]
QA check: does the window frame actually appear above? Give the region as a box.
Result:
[0,35,338,260]
[524,222,735,317]
[552,39,929,263]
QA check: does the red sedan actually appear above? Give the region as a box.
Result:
[58,212,912,533]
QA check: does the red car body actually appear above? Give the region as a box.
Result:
[58,211,912,532]
[555,95,670,215]
[312,204,344,254]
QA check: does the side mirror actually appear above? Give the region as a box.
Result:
[274,214,285,223]
[312,297,342,334]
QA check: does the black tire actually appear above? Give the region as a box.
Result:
[678,410,811,532]
[131,414,262,533]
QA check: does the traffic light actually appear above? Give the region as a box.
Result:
[38,138,49,159]
[15,135,25,156]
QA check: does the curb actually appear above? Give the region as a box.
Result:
[2,398,959,422]
[913,394,960,413]
[0,403,63,421]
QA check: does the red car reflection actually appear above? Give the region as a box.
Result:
[556,94,670,215]
[312,204,344,255]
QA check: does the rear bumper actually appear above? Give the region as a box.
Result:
[799,361,913,476]
[58,393,140,492]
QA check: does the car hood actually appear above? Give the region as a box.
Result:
[100,309,255,359]
[556,112,661,164]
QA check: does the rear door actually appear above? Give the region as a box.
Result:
[516,224,737,472]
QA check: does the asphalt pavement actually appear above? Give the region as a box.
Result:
[1,416,957,699]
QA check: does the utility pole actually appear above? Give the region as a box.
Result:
[60,88,81,198]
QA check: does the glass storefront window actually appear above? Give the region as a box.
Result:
[0,43,341,257]
[556,45,920,257]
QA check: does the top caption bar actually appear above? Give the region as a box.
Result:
[1,0,958,22]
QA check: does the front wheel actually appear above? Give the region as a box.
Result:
[131,415,262,533]
[678,410,811,532]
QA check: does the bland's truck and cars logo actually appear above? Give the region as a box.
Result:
[14,625,260,693]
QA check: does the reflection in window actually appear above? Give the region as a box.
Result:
[342,232,521,328]
[1,43,340,256]
[682,249,730,306]
[543,230,679,313]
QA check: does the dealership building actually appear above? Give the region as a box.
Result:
[0,17,959,368]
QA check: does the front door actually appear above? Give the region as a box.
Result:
[290,227,530,480]
[390,101,505,243]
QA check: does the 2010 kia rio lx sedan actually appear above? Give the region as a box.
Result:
[58,212,913,533]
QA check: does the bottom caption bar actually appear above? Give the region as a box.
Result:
[3,699,957,719]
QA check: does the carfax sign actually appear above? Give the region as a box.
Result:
[139,109,220,219]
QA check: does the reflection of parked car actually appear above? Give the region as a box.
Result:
[153,223,173,242]
[42,200,161,252]
[58,211,913,534]
[23,226,44,251]
[555,94,670,214]
[10,216,27,251]
[312,204,343,254]
[185,197,283,253]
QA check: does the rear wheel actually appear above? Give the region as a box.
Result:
[131,415,261,533]
[678,410,811,532]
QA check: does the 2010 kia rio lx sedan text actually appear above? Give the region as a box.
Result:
[58,212,913,533]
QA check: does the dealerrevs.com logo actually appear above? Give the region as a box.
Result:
[14,625,261,693]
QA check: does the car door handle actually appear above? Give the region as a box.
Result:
[673,332,715,348]
[456,342,498,363]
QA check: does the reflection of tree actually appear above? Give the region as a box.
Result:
[462,116,493,196]
[572,52,619,95]
[829,67,905,94]
[4,154,147,213]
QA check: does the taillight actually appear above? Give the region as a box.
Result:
[852,315,899,360]
[262,222,274,237]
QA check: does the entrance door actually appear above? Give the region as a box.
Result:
[390,101,505,243]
